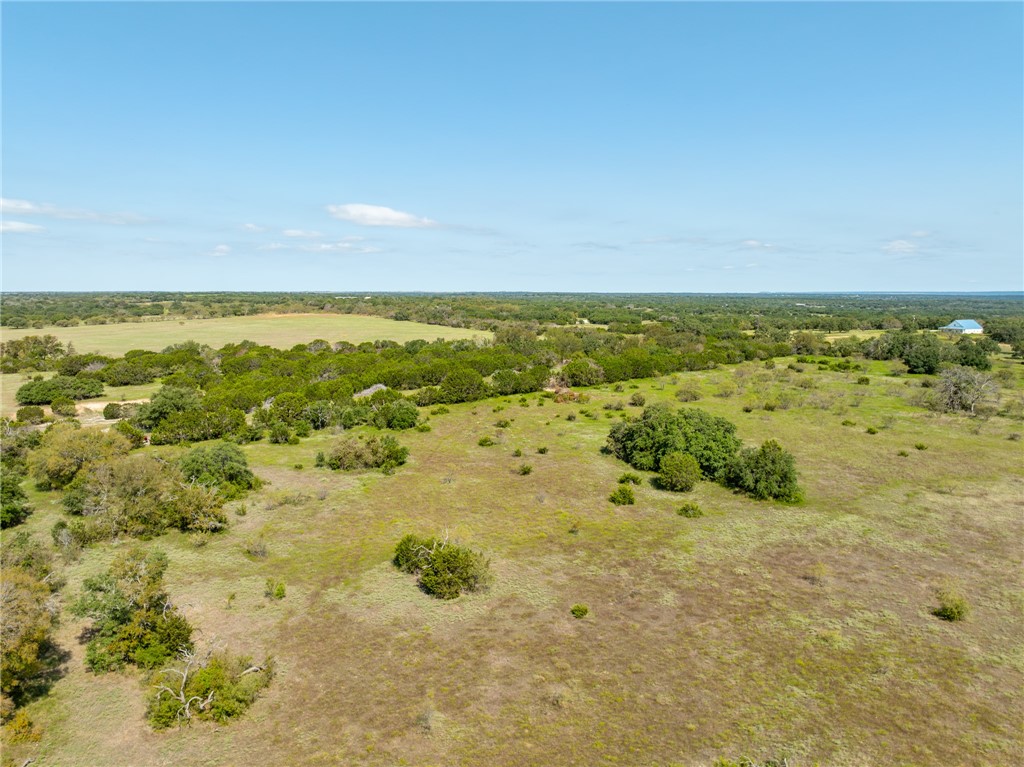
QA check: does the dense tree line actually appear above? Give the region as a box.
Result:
[2,291,1019,335]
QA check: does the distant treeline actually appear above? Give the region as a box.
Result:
[3,318,1010,445]
[2,292,1022,336]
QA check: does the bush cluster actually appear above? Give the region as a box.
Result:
[393,534,491,599]
[71,548,194,672]
[607,405,802,502]
[325,434,408,472]
[147,652,274,729]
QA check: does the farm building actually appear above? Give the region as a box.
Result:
[938,319,984,334]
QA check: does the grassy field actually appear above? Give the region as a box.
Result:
[0,314,491,357]
[5,357,1024,766]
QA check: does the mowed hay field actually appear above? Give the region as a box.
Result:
[0,314,491,357]
[6,360,1024,766]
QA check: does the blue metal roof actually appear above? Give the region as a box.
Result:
[941,319,983,330]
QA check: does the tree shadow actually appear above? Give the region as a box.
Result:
[14,640,72,708]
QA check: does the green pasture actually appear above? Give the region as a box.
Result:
[0,313,491,357]
[5,356,1024,767]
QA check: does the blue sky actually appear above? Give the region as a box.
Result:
[2,1,1021,292]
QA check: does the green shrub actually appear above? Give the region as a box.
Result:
[856,376,870,385]
[915,443,927,451]
[677,502,703,518]
[866,426,878,435]
[495,419,512,428]
[841,419,856,426]
[618,472,642,485]
[723,440,802,502]
[609,485,635,505]
[102,402,123,419]
[264,579,286,600]
[657,451,701,492]
[606,405,740,478]
[512,448,523,457]
[15,406,45,424]
[517,464,533,476]
[897,450,909,457]
[537,446,548,454]
[326,434,408,471]
[16,375,104,405]
[933,586,969,622]
[429,406,449,416]
[315,451,326,467]
[50,396,77,417]
[147,652,273,729]
[113,419,146,448]
[570,604,589,619]
[179,442,260,499]
[629,393,646,407]
[393,534,491,599]
[71,548,194,673]
[478,436,496,447]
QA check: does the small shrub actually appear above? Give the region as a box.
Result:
[315,451,326,467]
[613,384,624,392]
[763,402,777,412]
[393,534,491,599]
[3,711,42,743]
[50,396,77,416]
[657,451,702,492]
[567,516,581,534]
[265,579,286,600]
[235,504,247,517]
[430,406,449,416]
[415,422,432,432]
[16,405,46,424]
[570,604,589,619]
[244,538,268,559]
[856,376,870,385]
[677,502,703,518]
[629,393,646,407]
[565,413,577,421]
[897,450,909,457]
[609,485,635,505]
[723,439,802,502]
[537,446,549,454]
[478,436,496,447]
[517,464,533,475]
[865,426,878,435]
[933,586,969,622]
[841,419,856,426]
[618,472,642,485]
[676,383,701,402]
[495,419,512,428]
[741,404,754,413]
[915,443,928,451]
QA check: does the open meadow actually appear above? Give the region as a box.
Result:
[5,354,1023,767]
[0,314,491,357]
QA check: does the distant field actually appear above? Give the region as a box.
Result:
[0,371,161,418]
[0,314,491,356]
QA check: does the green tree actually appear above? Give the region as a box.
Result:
[657,451,701,492]
[27,422,131,489]
[724,440,802,502]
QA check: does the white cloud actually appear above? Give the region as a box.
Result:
[209,244,232,256]
[242,223,266,232]
[259,240,379,254]
[0,197,145,224]
[0,220,44,233]
[882,239,918,255]
[283,229,323,238]
[327,203,436,228]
